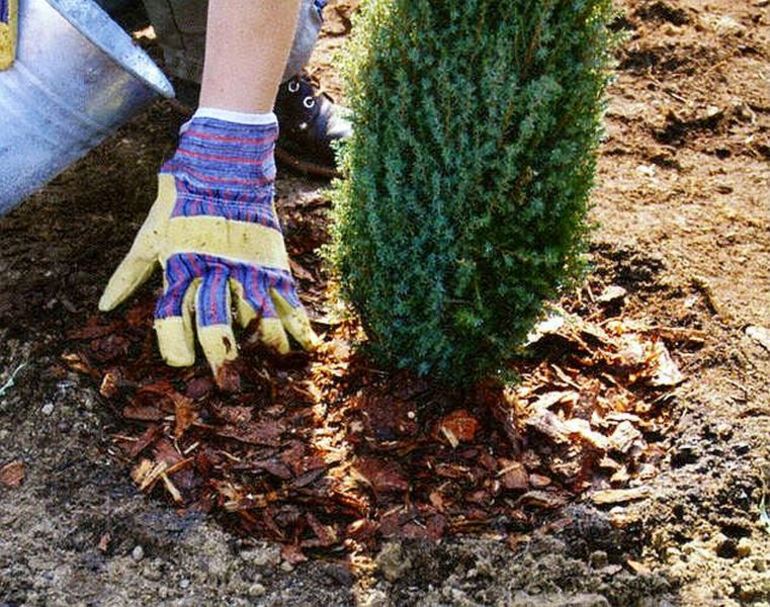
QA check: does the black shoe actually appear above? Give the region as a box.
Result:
[274,75,352,179]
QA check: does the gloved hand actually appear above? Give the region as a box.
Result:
[99,113,319,376]
[0,0,17,70]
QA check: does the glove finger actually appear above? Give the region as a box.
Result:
[98,250,157,312]
[233,267,290,354]
[155,274,198,367]
[257,315,291,355]
[270,288,320,352]
[229,278,257,329]
[196,265,238,373]
[99,175,177,311]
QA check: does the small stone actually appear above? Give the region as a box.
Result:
[131,545,144,562]
[529,473,552,488]
[671,443,700,467]
[752,557,767,573]
[41,403,54,416]
[280,560,295,573]
[736,538,752,559]
[248,583,266,597]
[714,423,733,440]
[179,579,190,589]
[715,535,738,559]
[589,550,609,569]
[142,562,163,582]
[746,325,770,352]
[375,542,412,582]
[733,442,751,456]
[239,544,281,567]
[597,285,627,304]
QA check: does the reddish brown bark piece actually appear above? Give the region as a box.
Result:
[353,457,409,494]
[122,404,164,422]
[127,424,163,459]
[99,371,121,398]
[172,393,197,439]
[281,543,308,565]
[0,460,25,487]
[498,459,529,491]
[357,392,418,440]
[437,409,480,444]
[526,409,571,444]
[608,421,643,454]
[215,363,242,393]
[216,420,284,446]
[518,490,569,509]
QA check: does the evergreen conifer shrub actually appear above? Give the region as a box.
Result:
[329,0,617,383]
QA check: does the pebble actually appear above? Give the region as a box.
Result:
[131,545,144,562]
[736,538,752,559]
[248,583,266,597]
[733,442,751,456]
[41,403,54,416]
[180,578,191,589]
[589,550,609,569]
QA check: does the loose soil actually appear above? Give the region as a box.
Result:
[1,1,768,606]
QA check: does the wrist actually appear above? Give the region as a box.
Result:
[167,115,279,189]
[191,108,277,126]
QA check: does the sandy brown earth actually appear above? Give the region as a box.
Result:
[1,1,768,606]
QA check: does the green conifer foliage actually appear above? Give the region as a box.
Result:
[329,0,617,382]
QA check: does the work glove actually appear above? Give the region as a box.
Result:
[0,0,17,70]
[99,114,319,376]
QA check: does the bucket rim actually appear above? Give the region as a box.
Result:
[43,0,175,99]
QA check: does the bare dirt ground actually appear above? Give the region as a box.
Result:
[1,1,768,606]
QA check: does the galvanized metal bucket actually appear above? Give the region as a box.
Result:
[0,0,174,214]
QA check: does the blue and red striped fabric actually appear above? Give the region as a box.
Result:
[155,117,302,327]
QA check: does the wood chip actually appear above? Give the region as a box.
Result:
[648,342,684,387]
[173,393,197,439]
[526,409,570,444]
[608,421,643,453]
[122,404,164,422]
[216,420,284,446]
[530,390,578,410]
[0,460,25,487]
[518,490,569,509]
[563,418,609,451]
[591,487,650,505]
[438,409,480,444]
[99,372,120,398]
[352,458,409,494]
[161,473,183,503]
[597,285,627,303]
[529,473,552,488]
[498,459,529,491]
[627,559,652,575]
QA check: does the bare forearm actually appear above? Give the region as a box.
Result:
[199,0,301,112]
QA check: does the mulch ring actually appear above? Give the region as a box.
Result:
[61,278,701,564]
